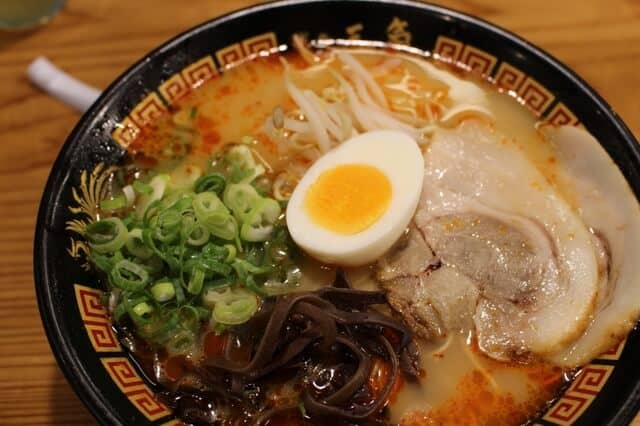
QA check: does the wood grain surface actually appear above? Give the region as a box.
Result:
[0,0,638,424]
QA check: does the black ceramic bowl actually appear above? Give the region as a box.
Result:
[34,1,640,425]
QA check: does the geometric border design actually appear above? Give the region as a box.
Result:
[216,43,244,68]
[433,35,464,61]
[544,393,593,426]
[518,76,555,116]
[494,61,527,92]
[181,56,218,89]
[459,44,497,76]
[572,365,615,396]
[543,364,615,425]
[112,32,279,148]
[598,338,626,361]
[111,117,141,149]
[74,284,121,352]
[158,73,190,105]
[101,357,171,421]
[130,92,168,127]
[433,35,576,122]
[73,286,175,422]
[159,56,219,105]
[546,102,580,126]
[241,32,278,57]
[217,32,279,68]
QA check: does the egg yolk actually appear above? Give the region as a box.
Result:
[304,164,392,234]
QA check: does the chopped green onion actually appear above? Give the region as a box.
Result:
[178,305,201,331]
[195,306,211,320]
[206,287,258,325]
[122,185,135,206]
[90,251,116,273]
[240,198,281,242]
[154,209,181,243]
[232,258,271,277]
[223,244,237,262]
[168,195,194,213]
[244,274,267,295]
[173,280,185,305]
[165,329,195,354]
[142,199,164,227]
[121,212,136,228]
[194,173,226,195]
[223,183,260,221]
[137,310,179,343]
[84,134,302,355]
[115,294,148,322]
[133,302,154,317]
[193,191,225,216]
[187,267,205,295]
[100,196,127,211]
[230,164,256,184]
[125,228,153,259]
[144,255,165,275]
[136,174,169,219]
[161,190,193,212]
[151,281,176,302]
[86,218,128,254]
[132,180,153,195]
[113,300,127,322]
[110,259,149,291]
[204,277,233,292]
[253,176,272,197]
[245,165,265,184]
[198,257,233,277]
[226,145,264,183]
[226,145,256,170]
[202,243,229,261]
[193,192,237,241]
[186,222,210,246]
[142,227,179,272]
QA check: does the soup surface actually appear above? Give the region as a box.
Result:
[82,39,640,425]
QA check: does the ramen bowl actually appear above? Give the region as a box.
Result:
[34,1,640,425]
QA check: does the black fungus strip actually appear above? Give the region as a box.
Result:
[171,270,418,424]
[323,336,371,405]
[293,301,337,351]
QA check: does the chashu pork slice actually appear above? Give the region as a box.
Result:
[540,126,640,366]
[377,226,478,339]
[379,121,600,363]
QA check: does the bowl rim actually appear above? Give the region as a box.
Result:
[34,1,640,424]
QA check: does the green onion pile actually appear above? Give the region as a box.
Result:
[86,144,299,354]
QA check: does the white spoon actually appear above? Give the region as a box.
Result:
[27,56,101,113]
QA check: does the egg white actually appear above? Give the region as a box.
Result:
[286,130,424,266]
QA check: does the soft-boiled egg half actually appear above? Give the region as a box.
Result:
[286,130,424,266]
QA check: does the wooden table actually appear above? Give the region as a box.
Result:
[0,0,638,424]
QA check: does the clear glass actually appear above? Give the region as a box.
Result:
[0,0,66,30]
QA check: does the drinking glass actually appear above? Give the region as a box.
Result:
[0,0,66,30]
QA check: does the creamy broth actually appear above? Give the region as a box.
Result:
[121,46,576,425]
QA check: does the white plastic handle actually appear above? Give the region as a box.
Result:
[27,56,102,113]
